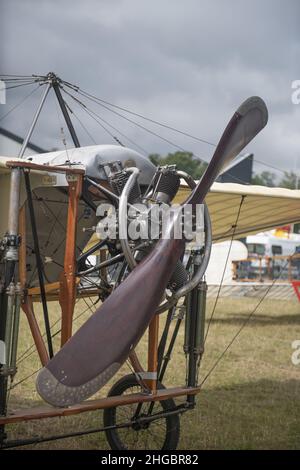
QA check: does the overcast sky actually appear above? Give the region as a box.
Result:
[1,0,300,178]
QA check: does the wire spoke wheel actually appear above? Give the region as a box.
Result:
[103,374,180,450]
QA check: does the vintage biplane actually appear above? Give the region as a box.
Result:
[0,73,299,449]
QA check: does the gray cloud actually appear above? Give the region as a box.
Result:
[1,0,300,177]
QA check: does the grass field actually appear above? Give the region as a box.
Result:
[5,296,300,449]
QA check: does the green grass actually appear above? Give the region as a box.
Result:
[5,296,300,449]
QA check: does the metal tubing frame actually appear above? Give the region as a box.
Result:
[4,163,87,365]
[185,253,207,406]
[157,306,175,375]
[0,105,209,441]
[18,72,80,157]
[7,168,22,239]
[18,204,49,366]
[9,283,21,374]
[24,171,54,358]
[0,167,22,442]
[0,385,198,428]
[0,77,183,441]
[3,284,15,373]
[118,167,140,270]
[18,84,51,158]
[2,404,189,449]
[52,80,80,148]
[0,188,204,445]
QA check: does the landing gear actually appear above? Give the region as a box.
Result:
[103,374,180,450]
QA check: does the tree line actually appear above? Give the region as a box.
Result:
[149,151,298,189]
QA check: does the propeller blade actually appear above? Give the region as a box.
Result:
[36,96,268,407]
[185,96,268,206]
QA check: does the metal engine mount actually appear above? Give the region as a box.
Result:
[93,161,203,295]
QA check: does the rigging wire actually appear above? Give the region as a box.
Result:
[1,80,39,87]
[61,83,256,185]
[61,86,150,155]
[3,73,298,398]
[0,85,41,123]
[16,297,97,368]
[1,75,284,180]
[63,83,216,147]
[0,75,45,80]
[53,92,71,160]
[199,251,299,388]
[204,195,245,344]
[10,367,42,390]
[62,82,288,176]
[63,101,97,145]
[62,94,123,146]
[1,74,290,176]
[4,81,39,91]
[252,159,287,175]
[0,74,35,78]
[63,82,208,160]
[1,77,39,81]
[0,78,40,83]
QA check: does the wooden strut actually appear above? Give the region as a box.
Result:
[146,314,160,393]
[17,166,147,374]
[19,204,49,366]
[11,162,160,423]
[6,160,85,175]
[59,174,83,346]
[21,297,49,367]
[0,385,200,425]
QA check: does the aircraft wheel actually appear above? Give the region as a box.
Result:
[103,374,180,450]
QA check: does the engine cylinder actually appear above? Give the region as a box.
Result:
[168,260,188,291]
[110,170,141,204]
[153,168,180,204]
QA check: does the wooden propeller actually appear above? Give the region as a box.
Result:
[36,96,268,407]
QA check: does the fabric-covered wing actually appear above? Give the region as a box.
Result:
[175,182,300,241]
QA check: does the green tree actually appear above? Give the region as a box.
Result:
[279,171,298,189]
[149,151,206,179]
[251,171,276,187]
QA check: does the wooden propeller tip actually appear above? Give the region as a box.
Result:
[237,96,268,127]
[36,363,121,407]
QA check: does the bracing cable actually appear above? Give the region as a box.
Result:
[61,86,150,155]
[199,251,299,387]
[0,85,41,123]
[62,81,288,176]
[204,195,245,344]
[61,83,259,185]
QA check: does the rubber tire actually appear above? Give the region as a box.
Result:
[103,374,180,450]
